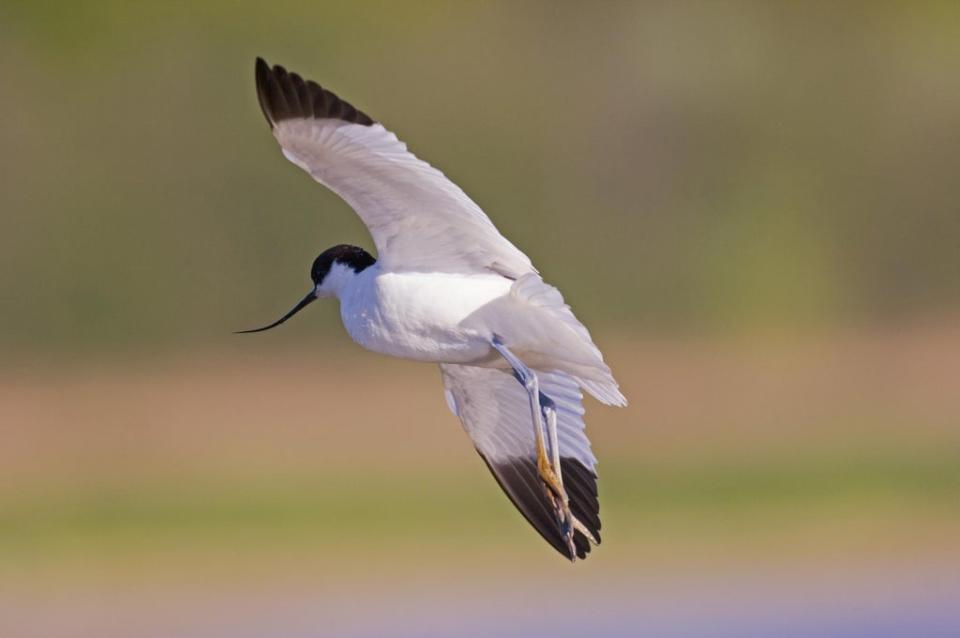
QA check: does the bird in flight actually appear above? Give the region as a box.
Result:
[240,58,626,560]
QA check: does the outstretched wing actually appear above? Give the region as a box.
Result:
[254,58,535,278]
[439,363,601,560]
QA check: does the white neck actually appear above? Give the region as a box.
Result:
[316,261,364,299]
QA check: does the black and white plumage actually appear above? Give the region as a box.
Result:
[441,365,601,558]
[254,59,533,278]
[242,58,625,560]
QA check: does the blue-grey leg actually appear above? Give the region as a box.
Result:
[491,336,578,558]
[540,392,563,486]
[540,382,597,547]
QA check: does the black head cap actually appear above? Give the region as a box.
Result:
[311,245,376,285]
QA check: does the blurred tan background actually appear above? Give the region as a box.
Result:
[1,2,958,637]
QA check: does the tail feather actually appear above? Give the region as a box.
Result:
[510,273,626,406]
[575,375,627,407]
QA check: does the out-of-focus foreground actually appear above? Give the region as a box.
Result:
[1,3,958,637]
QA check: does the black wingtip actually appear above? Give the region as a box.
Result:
[480,454,601,561]
[254,57,274,128]
[254,57,374,129]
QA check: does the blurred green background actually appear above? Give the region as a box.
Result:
[1,3,959,637]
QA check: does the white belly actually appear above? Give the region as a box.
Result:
[338,269,513,363]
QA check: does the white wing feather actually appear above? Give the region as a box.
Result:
[273,118,534,277]
[440,363,602,558]
[440,364,595,470]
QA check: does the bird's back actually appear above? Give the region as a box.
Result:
[338,267,513,364]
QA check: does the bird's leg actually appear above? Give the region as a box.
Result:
[491,337,577,558]
[541,391,563,486]
[538,391,577,557]
[540,396,598,547]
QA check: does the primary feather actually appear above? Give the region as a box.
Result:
[441,364,601,559]
[256,58,534,278]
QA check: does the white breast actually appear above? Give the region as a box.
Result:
[338,267,513,363]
